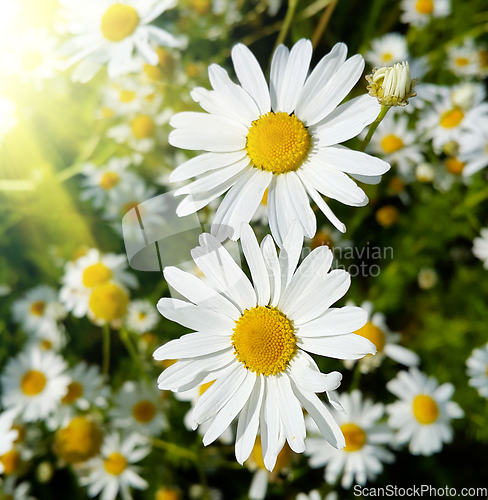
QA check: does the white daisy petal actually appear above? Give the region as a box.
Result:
[270,44,290,111]
[297,306,367,337]
[153,332,231,360]
[260,234,282,307]
[299,333,375,359]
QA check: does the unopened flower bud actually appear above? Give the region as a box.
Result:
[366,62,418,106]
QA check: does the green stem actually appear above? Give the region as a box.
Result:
[359,105,390,152]
[152,438,199,461]
[350,361,362,391]
[120,327,149,382]
[274,0,299,50]
[311,0,338,48]
[102,324,110,376]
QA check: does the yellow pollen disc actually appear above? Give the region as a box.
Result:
[246,112,311,174]
[354,321,386,352]
[104,452,127,476]
[40,340,52,350]
[231,306,296,376]
[101,4,139,42]
[389,177,405,194]
[445,157,465,175]
[415,0,434,14]
[30,300,46,316]
[82,262,113,288]
[440,107,464,128]
[191,0,211,14]
[381,134,404,154]
[341,423,367,452]
[89,283,129,321]
[144,63,163,80]
[21,370,47,396]
[21,50,43,71]
[131,114,156,139]
[412,394,439,424]
[0,450,20,475]
[102,106,115,118]
[199,380,215,396]
[311,231,333,250]
[119,90,136,103]
[381,52,393,63]
[137,312,147,320]
[251,436,293,472]
[99,171,120,190]
[62,382,84,405]
[375,205,399,228]
[55,417,103,463]
[156,488,181,500]
[454,57,469,67]
[132,400,157,423]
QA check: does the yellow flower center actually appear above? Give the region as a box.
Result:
[101,4,139,42]
[389,177,405,194]
[445,157,465,175]
[412,394,439,424]
[131,114,156,139]
[21,370,47,396]
[231,306,296,376]
[354,321,385,352]
[144,48,175,80]
[82,262,113,288]
[156,488,180,500]
[104,452,127,476]
[40,340,53,350]
[89,283,129,321]
[415,0,434,14]
[102,106,115,118]
[251,436,293,472]
[21,50,43,71]
[55,417,103,464]
[119,90,136,102]
[311,231,333,250]
[62,382,84,405]
[199,381,215,396]
[375,205,399,228]
[191,0,211,14]
[440,107,464,128]
[381,134,404,154]
[0,449,20,475]
[454,57,469,67]
[246,112,311,175]
[381,52,393,63]
[341,423,367,452]
[132,400,157,423]
[99,171,120,190]
[30,300,46,316]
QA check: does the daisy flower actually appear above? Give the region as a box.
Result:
[345,301,419,374]
[0,410,19,470]
[386,368,464,456]
[297,492,337,500]
[472,228,488,268]
[168,39,390,246]
[400,0,451,27]
[60,248,138,320]
[447,39,482,78]
[459,129,488,177]
[466,343,488,398]
[1,348,70,423]
[153,223,376,470]
[125,299,160,334]
[110,381,167,436]
[364,33,408,68]
[59,0,187,81]
[12,285,66,338]
[417,268,438,290]
[306,390,394,488]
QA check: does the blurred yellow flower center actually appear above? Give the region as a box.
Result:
[440,107,464,128]
[454,57,469,67]
[62,382,84,405]
[131,115,156,139]
[83,262,113,288]
[389,177,405,193]
[102,106,115,118]
[247,112,311,174]
[381,134,404,154]
[354,321,385,352]
[30,300,46,316]
[413,394,439,424]
[104,452,127,475]
[55,417,103,463]
[445,157,465,175]
[144,48,174,80]
[137,312,147,320]
[376,205,399,228]
[21,50,43,71]
[232,306,296,376]
[415,0,434,14]
[156,488,180,500]
[40,340,53,350]
[199,380,215,396]
[381,52,393,63]
[21,370,47,396]
[251,436,292,472]
[0,449,20,475]
[89,283,129,321]
[192,0,211,14]
[132,400,157,423]
[99,171,120,190]
[119,90,136,103]
[101,4,139,42]
[341,423,367,452]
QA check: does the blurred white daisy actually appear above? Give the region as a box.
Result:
[386,368,464,456]
[169,39,389,245]
[59,0,187,81]
[466,343,488,398]
[417,268,438,290]
[110,381,167,436]
[472,228,488,268]
[364,33,408,68]
[25,323,67,353]
[447,39,482,78]
[1,348,70,423]
[80,432,151,500]
[80,157,139,209]
[0,410,18,470]
[459,129,488,177]
[154,223,375,470]
[0,96,18,149]
[345,301,419,374]
[125,299,160,334]
[0,479,37,500]
[297,491,337,500]
[400,0,451,27]
[306,390,394,488]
